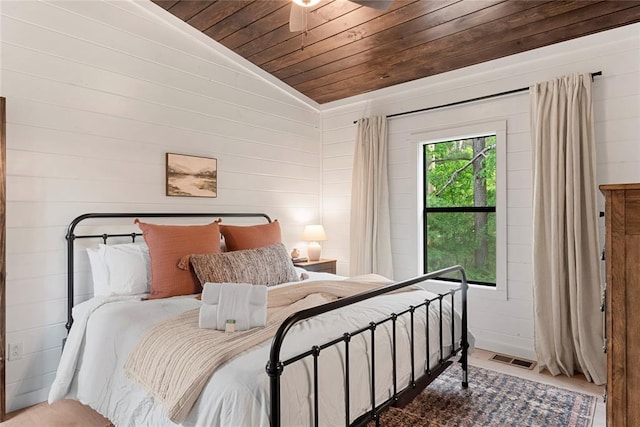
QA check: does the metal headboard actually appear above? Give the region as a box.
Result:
[65,212,272,332]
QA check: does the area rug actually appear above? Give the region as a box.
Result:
[371,364,596,427]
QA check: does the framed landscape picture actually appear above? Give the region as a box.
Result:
[166,153,217,198]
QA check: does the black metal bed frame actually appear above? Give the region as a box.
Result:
[65,212,469,427]
[267,264,469,427]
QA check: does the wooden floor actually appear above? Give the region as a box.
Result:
[1,400,112,427]
[1,348,605,426]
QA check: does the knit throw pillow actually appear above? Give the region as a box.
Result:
[185,242,299,287]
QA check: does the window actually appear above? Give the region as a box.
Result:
[422,135,497,286]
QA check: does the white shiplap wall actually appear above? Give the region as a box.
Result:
[321,24,640,360]
[1,0,638,413]
[1,0,320,412]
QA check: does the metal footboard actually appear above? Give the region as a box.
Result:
[267,265,469,427]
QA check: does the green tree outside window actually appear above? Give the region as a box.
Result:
[423,136,497,285]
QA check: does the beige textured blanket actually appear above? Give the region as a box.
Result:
[125,274,402,423]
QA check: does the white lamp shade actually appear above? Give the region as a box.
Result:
[302,225,327,242]
[292,0,321,7]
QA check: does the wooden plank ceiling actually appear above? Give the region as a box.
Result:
[152,0,640,104]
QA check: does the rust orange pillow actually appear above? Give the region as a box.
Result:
[219,220,282,251]
[135,219,221,299]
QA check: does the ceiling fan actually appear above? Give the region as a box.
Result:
[289,0,394,32]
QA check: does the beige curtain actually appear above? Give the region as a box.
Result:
[530,73,605,384]
[349,116,393,278]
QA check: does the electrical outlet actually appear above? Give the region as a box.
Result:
[9,342,23,361]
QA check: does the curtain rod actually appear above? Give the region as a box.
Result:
[353,71,602,124]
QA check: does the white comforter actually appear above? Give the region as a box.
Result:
[49,272,472,426]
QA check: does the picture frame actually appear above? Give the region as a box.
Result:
[166,153,217,198]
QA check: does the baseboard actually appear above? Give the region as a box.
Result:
[473,337,536,362]
[6,387,49,414]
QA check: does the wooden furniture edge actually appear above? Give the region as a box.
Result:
[600,182,640,427]
[599,183,640,191]
[292,258,337,274]
[1,96,6,422]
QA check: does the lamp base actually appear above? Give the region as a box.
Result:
[307,242,321,261]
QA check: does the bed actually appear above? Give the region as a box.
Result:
[49,212,472,427]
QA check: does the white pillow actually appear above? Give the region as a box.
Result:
[86,246,110,296]
[139,243,151,287]
[86,243,149,296]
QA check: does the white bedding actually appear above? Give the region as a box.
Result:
[49,271,473,426]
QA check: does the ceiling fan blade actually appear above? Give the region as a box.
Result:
[289,3,306,32]
[348,0,394,10]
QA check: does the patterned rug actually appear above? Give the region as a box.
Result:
[371,364,596,427]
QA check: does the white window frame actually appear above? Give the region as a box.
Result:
[412,120,507,300]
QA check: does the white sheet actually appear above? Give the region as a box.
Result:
[49,272,473,426]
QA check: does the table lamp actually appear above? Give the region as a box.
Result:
[302,225,326,261]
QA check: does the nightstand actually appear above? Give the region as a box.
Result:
[293,259,337,274]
